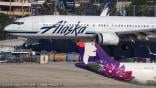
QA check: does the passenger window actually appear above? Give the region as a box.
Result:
[133,25,135,27]
[104,24,106,27]
[43,24,46,27]
[129,25,131,27]
[13,22,24,25]
[118,25,120,27]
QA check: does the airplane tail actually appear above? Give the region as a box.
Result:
[100,7,110,16]
[76,42,133,81]
[100,3,110,16]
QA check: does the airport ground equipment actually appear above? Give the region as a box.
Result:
[67,53,80,61]
[38,54,49,64]
[54,53,67,61]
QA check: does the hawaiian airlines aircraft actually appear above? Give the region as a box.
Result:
[76,42,156,85]
[4,16,156,45]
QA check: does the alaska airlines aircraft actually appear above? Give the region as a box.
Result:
[4,16,156,45]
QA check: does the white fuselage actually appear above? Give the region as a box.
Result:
[4,16,156,39]
[122,63,156,85]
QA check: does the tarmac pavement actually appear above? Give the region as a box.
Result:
[0,62,155,88]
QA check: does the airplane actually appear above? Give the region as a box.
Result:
[4,14,156,85]
[4,15,156,46]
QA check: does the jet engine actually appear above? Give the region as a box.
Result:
[97,33,119,45]
[23,39,39,48]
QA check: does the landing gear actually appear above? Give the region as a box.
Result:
[23,43,29,48]
[23,43,32,48]
[121,44,130,51]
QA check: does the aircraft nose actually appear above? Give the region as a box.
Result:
[4,25,12,32]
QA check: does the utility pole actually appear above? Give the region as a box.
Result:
[22,0,24,17]
[155,5,156,17]
[116,0,118,16]
[133,5,135,16]
[9,0,11,16]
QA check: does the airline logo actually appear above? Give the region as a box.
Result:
[40,20,87,36]
[76,42,133,81]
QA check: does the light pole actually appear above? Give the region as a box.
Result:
[155,5,156,17]
[116,0,118,16]
[9,0,11,16]
[133,5,135,16]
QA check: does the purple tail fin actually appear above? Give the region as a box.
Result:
[95,44,120,69]
[76,42,133,81]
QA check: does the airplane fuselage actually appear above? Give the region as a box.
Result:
[4,16,156,39]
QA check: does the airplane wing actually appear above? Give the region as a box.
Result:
[117,30,156,42]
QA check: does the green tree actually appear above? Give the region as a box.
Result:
[75,7,83,15]
[126,0,155,16]
[109,2,117,16]
[0,13,13,40]
[39,0,55,15]
[132,0,148,5]
[59,9,67,15]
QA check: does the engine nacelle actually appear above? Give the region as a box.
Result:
[97,33,119,45]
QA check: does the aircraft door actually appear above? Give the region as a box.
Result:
[16,18,24,31]
[32,16,38,31]
[17,24,23,31]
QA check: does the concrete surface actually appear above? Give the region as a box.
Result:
[0,62,155,88]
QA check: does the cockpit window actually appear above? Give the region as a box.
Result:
[13,22,24,25]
